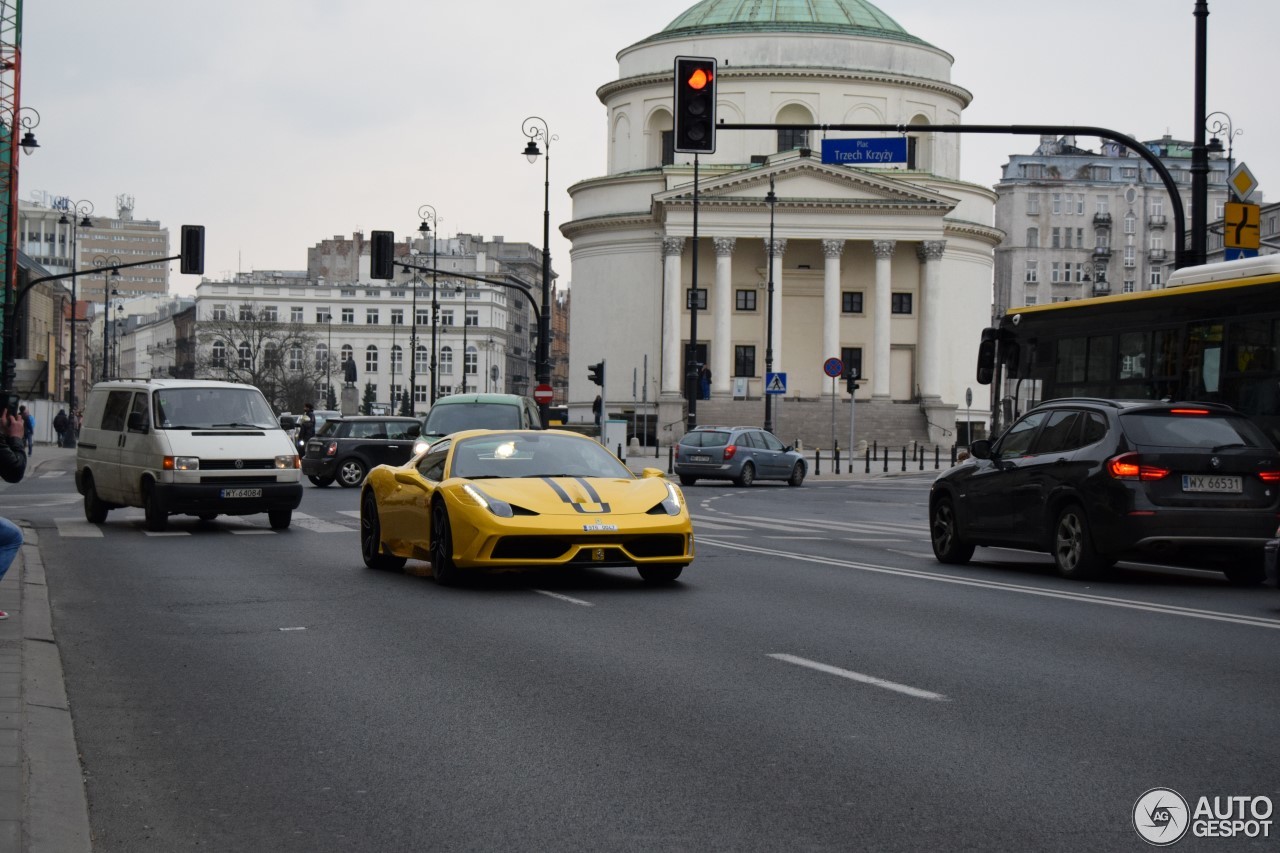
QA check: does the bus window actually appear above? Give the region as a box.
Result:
[1057,338,1086,384]
[1185,323,1223,397]
[1118,332,1148,379]
[1087,336,1113,384]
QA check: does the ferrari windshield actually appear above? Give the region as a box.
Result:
[152,387,279,430]
[451,432,632,480]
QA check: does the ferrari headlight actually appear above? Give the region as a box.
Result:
[660,481,683,516]
[463,484,514,518]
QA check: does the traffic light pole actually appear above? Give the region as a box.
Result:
[686,155,700,433]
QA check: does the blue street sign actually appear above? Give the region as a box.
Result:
[821,137,908,166]
[1224,248,1259,261]
[765,372,787,395]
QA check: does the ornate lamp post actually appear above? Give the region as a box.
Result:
[1,105,40,396]
[92,254,120,381]
[1205,111,1241,177]
[521,116,555,425]
[417,204,441,405]
[57,199,92,447]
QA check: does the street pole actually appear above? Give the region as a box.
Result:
[763,178,777,433]
[1189,0,1210,267]
[58,200,92,448]
[417,204,441,406]
[686,155,701,433]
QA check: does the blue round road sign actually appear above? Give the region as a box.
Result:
[823,357,844,378]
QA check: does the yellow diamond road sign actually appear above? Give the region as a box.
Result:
[1228,162,1258,202]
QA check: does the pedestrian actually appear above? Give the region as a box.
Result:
[53,408,68,448]
[296,402,316,450]
[0,403,26,620]
[18,406,33,456]
[699,365,712,400]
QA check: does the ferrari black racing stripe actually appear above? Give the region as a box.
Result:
[539,477,611,514]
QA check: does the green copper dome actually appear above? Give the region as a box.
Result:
[650,0,927,46]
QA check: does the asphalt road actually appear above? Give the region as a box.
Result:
[12,459,1280,851]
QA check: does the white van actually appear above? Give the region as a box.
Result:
[74,379,303,531]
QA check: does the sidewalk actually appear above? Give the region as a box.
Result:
[0,446,91,853]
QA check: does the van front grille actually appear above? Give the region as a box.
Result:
[200,459,277,470]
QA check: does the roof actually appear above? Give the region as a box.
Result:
[643,0,928,46]
[429,393,529,406]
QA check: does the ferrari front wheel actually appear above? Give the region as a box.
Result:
[638,564,683,584]
[430,499,461,586]
[361,491,406,572]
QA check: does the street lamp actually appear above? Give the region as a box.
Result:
[1205,111,1242,176]
[325,310,335,409]
[92,255,121,381]
[521,116,555,425]
[417,204,442,405]
[57,200,93,446]
[1,106,41,396]
[763,178,777,433]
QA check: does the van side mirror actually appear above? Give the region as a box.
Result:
[127,411,150,434]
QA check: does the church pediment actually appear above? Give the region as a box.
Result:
[654,156,958,213]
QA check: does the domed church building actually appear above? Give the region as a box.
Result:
[563,0,1000,446]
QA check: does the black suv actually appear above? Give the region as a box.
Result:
[301,416,424,488]
[929,399,1280,583]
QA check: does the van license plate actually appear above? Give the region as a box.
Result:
[1181,475,1241,493]
[221,488,262,498]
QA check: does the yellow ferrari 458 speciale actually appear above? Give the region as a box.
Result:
[359,429,694,584]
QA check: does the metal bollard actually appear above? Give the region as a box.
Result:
[950,444,957,466]
[901,446,907,472]
[815,448,821,477]
[865,446,871,473]
[935,446,940,469]
[618,443,624,460]
[919,447,925,470]
[873,440,878,458]
[883,446,888,472]
[834,446,841,475]
[668,444,674,474]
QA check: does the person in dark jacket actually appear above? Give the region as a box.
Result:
[296,403,317,450]
[53,409,69,447]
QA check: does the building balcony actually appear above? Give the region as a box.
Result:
[1093,212,1112,226]
[1092,284,1112,296]
[1092,246,1112,258]
[1148,214,1167,229]
[1148,248,1167,261]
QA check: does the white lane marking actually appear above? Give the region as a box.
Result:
[144,531,190,537]
[765,535,828,540]
[290,515,350,533]
[337,510,361,519]
[699,537,1280,631]
[769,653,949,702]
[532,589,594,607]
[691,519,753,531]
[230,530,276,535]
[845,537,909,543]
[888,549,938,560]
[39,470,67,477]
[54,518,103,538]
[279,626,307,632]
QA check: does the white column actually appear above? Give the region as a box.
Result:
[916,240,946,400]
[872,240,895,399]
[661,237,685,395]
[712,237,735,397]
[821,239,844,393]
[765,238,786,376]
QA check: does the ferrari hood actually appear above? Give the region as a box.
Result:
[464,475,674,516]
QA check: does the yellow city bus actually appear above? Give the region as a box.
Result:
[977,255,1280,447]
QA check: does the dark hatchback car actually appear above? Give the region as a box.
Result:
[301,416,424,488]
[673,425,806,487]
[929,398,1280,583]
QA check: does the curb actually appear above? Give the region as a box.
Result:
[19,526,91,853]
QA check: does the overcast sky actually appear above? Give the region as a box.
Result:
[20,0,1277,295]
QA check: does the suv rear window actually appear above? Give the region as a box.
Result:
[681,430,730,448]
[1120,411,1270,449]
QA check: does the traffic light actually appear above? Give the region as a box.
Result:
[179,225,205,275]
[587,361,605,386]
[370,230,395,280]
[673,56,716,154]
[846,375,856,394]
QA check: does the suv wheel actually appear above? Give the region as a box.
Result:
[1052,503,1106,580]
[930,496,974,564]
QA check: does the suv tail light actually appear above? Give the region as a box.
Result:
[1107,452,1169,481]
[723,445,737,461]
[1259,471,1280,483]
[324,440,339,457]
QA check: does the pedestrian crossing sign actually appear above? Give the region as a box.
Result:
[765,372,787,395]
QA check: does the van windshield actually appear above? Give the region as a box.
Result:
[423,402,522,437]
[152,388,279,430]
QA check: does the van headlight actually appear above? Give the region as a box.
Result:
[166,456,200,471]
[275,454,299,469]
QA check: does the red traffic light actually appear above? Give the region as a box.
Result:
[687,68,712,90]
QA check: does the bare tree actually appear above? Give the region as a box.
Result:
[196,304,330,412]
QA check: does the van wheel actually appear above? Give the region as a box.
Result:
[142,482,168,532]
[337,458,366,488]
[268,509,292,530]
[83,474,109,524]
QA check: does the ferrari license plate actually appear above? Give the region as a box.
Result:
[221,488,262,498]
[1181,475,1241,493]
